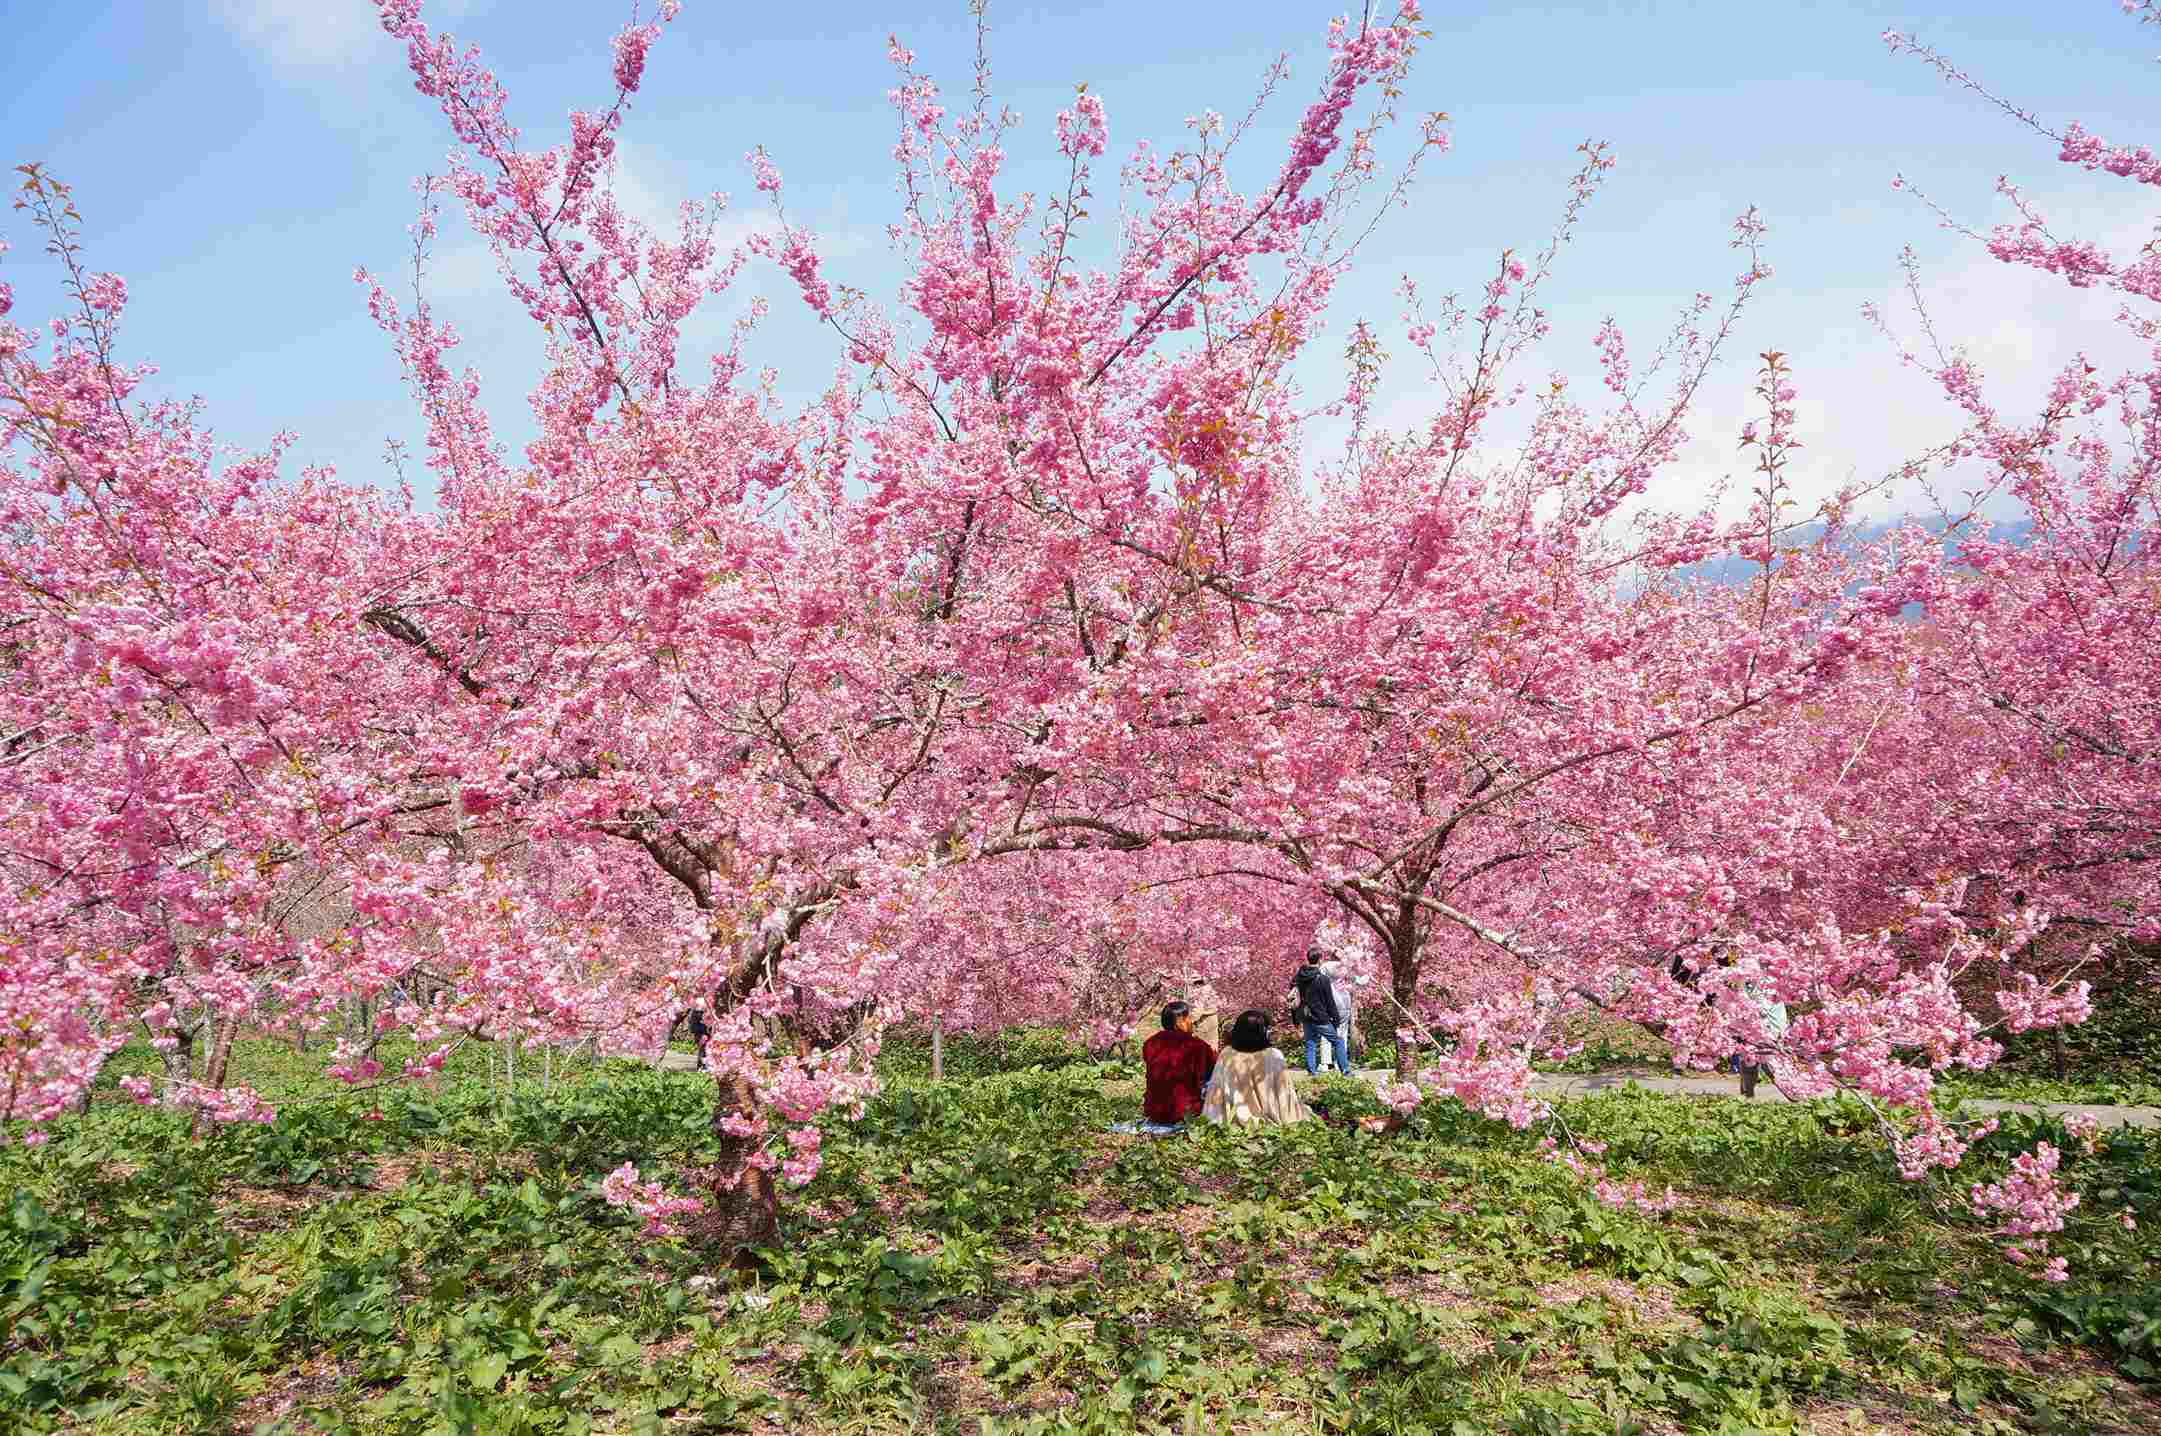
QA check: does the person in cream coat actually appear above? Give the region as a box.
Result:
[1203,1009,1309,1126]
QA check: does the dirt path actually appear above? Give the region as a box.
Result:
[655,1049,2159,1128]
[1376,1067,2161,1130]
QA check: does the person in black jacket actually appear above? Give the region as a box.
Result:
[1289,949,1351,1076]
[686,1006,710,1070]
[677,989,722,1071]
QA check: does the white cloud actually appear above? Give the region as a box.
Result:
[424,240,503,300]
[1703,203,2157,528]
[216,0,472,69]
[605,138,688,238]
[1330,184,2159,537]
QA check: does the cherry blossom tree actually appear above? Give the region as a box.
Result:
[332,0,1457,1241]
[5,0,2155,1276]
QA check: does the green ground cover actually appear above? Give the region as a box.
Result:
[3,1039,2158,1435]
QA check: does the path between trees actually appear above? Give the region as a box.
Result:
[1354,1067,2161,1131]
[650,1049,2159,1128]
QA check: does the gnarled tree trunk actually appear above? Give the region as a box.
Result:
[697,877,852,1259]
[1392,947,1421,1083]
[707,1069,779,1255]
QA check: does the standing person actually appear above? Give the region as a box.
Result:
[1673,953,1737,1076]
[1323,956,1366,1065]
[1289,949,1350,1076]
[1203,1010,1308,1125]
[1737,978,1788,1099]
[1141,1001,1216,1125]
[1185,971,1223,1051]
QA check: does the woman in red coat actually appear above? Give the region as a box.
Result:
[1141,1001,1216,1124]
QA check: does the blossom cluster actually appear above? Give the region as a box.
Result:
[1969,1143,2080,1283]
[600,1163,705,1239]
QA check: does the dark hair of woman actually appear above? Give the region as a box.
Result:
[1228,1008,1272,1053]
[1159,1000,1191,1032]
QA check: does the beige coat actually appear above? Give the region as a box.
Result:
[1203,1047,1309,1126]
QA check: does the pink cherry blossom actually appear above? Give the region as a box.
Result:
[1,3,2155,1271]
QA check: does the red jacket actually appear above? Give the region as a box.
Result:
[1142,1028,1216,1124]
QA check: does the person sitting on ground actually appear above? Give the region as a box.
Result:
[1203,1009,1309,1126]
[1141,1001,1216,1125]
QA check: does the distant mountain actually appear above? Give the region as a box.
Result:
[1666,512,2037,588]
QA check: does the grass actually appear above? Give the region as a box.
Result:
[2,1039,2158,1434]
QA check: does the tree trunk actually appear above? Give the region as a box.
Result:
[931,1015,944,1082]
[202,1017,237,1092]
[1349,889,1435,1084]
[2052,1028,2067,1081]
[1392,942,1421,1083]
[697,878,853,1259]
[707,1069,779,1254]
[162,1024,198,1085]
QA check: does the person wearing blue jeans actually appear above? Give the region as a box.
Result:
[1303,1020,1351,1076]
[1289,948,1351,1076]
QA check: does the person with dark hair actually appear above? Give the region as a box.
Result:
[1203,1009,1308,1125]
[1289,948,1351,1076]
[686,1006,711,1071]
[1141,1001,1215,1125]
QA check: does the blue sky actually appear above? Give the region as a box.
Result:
[4,0,2156,521]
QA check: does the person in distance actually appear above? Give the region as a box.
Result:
[686,1005,710,1071]
[1141,1000,1216,1126]
[1289,947,1352,1076]
[1203,1009,1309,1126]
[1184,969,1223,1051]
